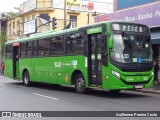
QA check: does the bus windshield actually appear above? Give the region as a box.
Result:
[110,32,152,63]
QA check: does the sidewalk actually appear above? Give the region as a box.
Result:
[134,84,160,94]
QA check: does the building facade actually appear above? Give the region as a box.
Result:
[6,0,113,41]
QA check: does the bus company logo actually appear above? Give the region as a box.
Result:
[62,62,72,67]
[2,112,11,117]
[54,62,62,67]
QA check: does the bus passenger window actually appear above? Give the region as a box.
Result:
[20,43,26,57]
[33,41,37,56]
[66,32,84,55]
[51,36,64,55]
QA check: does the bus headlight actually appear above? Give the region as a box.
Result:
[112,70,120,79]
[151,72,154,75]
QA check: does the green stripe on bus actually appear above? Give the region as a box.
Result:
[87,27,102,34]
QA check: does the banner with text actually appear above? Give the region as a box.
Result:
[52,0,113,14]
[94,2,160,27]
[23,20,36,35]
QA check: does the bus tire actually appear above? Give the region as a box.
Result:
[23,71,31,86]
[75,73,86,94]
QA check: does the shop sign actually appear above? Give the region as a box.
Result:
[94,2,160,27]
[53,0,113,14]
[23,20,36,35]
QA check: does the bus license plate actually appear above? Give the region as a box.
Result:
[135,85,143,89]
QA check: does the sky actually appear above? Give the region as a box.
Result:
[0,0,113,12]
[0,0,27,12]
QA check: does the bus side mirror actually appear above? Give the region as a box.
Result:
[109,39,113,49]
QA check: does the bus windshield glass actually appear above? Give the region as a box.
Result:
[110,32,152,63]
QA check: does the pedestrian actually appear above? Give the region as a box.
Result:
[1,62,5,75]
[153,58,159,84]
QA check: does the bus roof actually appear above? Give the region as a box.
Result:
[5,21,148,45]
[5,21,110,45]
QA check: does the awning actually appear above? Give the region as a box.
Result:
[151,30,160,44]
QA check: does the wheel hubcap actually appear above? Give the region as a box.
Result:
[77,78,84,89]
[24,75,28,84]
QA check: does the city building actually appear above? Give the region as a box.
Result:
[6,0,113,41]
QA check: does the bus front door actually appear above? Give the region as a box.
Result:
[12,43,20,79]
[88,34,102,86]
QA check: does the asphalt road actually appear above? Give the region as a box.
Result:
[0,75,160,120]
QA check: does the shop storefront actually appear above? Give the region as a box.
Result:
[94,1,160,81]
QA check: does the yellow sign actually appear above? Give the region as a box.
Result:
[66,0,80,9]
[65,74,69,82]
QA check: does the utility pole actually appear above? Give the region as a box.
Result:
[88,13,90,25]
[64,0,66,29]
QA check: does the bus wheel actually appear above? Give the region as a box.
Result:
[23,71,31,86]
[75,73,86,94]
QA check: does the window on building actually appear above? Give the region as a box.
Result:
[17,21,20,35]
[27,16,30,22]
[51,36,64,55]
[37,0,52,8]
[66,32,84,54]
[70,16,77,28]
[9,23,11,35]
[13,22,15,34]
[39,13,50,32]
[32,15,35,20]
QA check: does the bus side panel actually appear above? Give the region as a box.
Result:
[4,59,13,78]
[33,57,50,83]
[48,56,87,86]
[19,58,32,81]
[29,58,37,82]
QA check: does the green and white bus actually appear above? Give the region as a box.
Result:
[4,21,153,93]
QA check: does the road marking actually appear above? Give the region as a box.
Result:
[0,84,5,87]
[33,93,58,100]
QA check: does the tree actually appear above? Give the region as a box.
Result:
[0,26,7,61]
[5,7,20,19]
[5,11,19,19]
